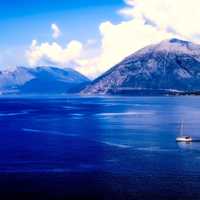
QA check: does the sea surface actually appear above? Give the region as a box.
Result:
[0,96,200,200]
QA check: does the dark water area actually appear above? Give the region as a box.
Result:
[0,96,200,200]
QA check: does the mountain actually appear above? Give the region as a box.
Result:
[82,38,200,95]
[0,66,90,95]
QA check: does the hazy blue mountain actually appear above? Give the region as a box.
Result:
[0,66,90,95]
[82,38,200,95]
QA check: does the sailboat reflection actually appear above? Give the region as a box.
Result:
[177,142,200,151]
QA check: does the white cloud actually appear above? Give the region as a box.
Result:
[26,0,200,79]
[119,0,200,41]
[51,23,61,39]
[27,40,83,66]
[26,36,101,78]
[97,19,173,73]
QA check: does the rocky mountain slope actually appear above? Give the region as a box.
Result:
[82,38,200,95]
[0,66,90,95]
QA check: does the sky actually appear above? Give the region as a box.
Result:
[1,0,200,79]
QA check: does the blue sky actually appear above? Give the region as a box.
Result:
[0,0,124,69]
[0,0,123,48]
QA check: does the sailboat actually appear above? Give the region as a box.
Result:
[176,121,192,142]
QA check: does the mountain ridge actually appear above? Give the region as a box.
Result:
[82,38,200,95]
[0,66,90,95]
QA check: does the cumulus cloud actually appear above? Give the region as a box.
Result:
[27,39,83,66]
[51,23,61,39]
[119,0,200,41]
[26,0,200,79]
[26,36,100,78]
[97,19,173,72]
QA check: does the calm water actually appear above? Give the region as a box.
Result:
[0,96,200,200]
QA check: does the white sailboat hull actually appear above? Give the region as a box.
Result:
[176,136,192,142]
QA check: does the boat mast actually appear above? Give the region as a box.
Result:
[180,121,184,136]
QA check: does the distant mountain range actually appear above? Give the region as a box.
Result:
[2,38,200,96]
[0,66,90,95]
[82,38,200,95]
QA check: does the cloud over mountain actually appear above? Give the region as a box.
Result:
[26,0,200,79]
[120,0,200,41]
[27,40,83,67]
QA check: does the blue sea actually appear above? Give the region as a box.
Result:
[0,96,200,200]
